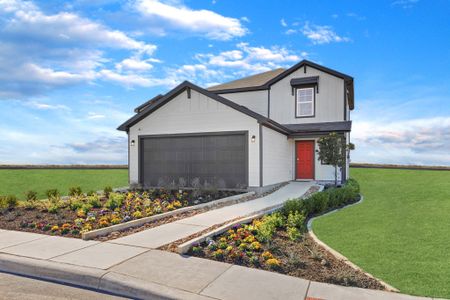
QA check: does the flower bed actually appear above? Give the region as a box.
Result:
[188,179,385,290]
[0,188,240,238]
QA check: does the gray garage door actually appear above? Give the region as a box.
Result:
[139,132,248,189]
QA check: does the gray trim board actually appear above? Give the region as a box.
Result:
[259,124,263,187]
[134,94,163,113]
[284,121,352,135]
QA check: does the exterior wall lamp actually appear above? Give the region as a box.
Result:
[130,140,135,146]
[251,135,256,143]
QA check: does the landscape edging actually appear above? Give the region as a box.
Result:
[82,191,255,240]
[307,195,400,293]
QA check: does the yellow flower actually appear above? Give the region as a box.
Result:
[266,258,280,268]
[51,225,59,232]
[238,242,248,250]
[244,235,255,243]
[172,200,182,208]
[262,251,273,260]
[250,241,261,251]
[76,209,86,218]
[111,217,121,225]
[132,211,143,219]
[61,223,71,229]
[226,245,233,252]
[219,237,227,243]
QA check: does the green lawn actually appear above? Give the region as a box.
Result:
[313,168,450,298]
[0,169,128,200]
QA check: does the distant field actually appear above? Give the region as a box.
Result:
[0,169,128,199]
[313,168,450,298]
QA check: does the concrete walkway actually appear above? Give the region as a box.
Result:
[109,181,314,248]
[0,182,444,299]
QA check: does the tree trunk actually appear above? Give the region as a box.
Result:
[334,165,338,187]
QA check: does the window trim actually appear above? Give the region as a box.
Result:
[295,86,316,118]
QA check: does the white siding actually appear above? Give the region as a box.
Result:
[218,90,268,117]
[262,127,293,186]
[128,89,261,187]
[270,66,345,124]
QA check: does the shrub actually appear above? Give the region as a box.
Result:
[309,192,329,215]
[70,200,83,211]
[25,190,38,201]
[281,198,303,217]
[48,204,58,214]
[105,193,124,210]
[103,186,113,198]
[5,195,18,208]
[346,178,360,193]
[86,190,96,196]
[87,195,101,208]
[68,186,83,197]
[46,189,60,200]
[287,211,306,231]
[255,213,284,243]
[287,226,301,241]
[81,203,93,214]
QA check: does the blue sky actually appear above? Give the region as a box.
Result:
[0,0,449,166]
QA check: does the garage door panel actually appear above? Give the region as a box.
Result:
[140,133,247,188]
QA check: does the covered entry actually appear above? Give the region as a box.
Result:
[139,131,248,188]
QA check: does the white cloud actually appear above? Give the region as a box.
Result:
[115,57,154,72]
[197,43,302,74]
[86,112,106,120]
[285,29,297,35]
[301,23,351,44]
[24,101,70,111]
[280,18,287,27]
[392,0,419,8]
[134,0,247,40]
[351,117,450,166]
[0,0,158,98]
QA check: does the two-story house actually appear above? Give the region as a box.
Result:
[118,60,354,190]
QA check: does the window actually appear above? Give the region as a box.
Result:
[296,87,314,117]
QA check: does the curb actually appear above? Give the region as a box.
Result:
[0,253,211,300]
[307,195,400,293]
[82,191,255,240]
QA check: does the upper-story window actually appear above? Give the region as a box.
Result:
[296,87,315,117]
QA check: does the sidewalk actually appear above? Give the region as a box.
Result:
[0,182,442,300]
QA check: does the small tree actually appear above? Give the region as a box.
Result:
[316,133,354,186]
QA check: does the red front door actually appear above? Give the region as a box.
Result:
[296,141,314,180]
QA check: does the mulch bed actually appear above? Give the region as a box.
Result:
[0,189,242,239]
[188,230,384,290]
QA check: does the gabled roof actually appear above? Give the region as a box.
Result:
[207,68,285,92]
[117,81,290,134]
[208,60,354,110]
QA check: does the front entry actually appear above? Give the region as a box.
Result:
[296,140,315,180]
